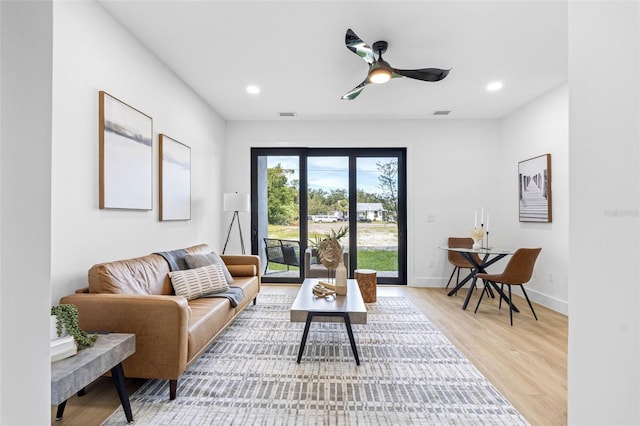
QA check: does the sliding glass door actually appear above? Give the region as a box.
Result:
[251,152,303,281]
[252,148,406,284]
[355,156,401,280]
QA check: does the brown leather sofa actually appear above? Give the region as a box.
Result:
[59,244,260,400]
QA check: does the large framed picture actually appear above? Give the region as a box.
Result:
[99,91,153,210]
[159,134,191,221]
[518,154,552,222]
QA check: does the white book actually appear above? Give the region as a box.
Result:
[51,336,77,362]
[51,335,74,347]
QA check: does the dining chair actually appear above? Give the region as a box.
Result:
[446,237,482,293]
[473,247,542,326]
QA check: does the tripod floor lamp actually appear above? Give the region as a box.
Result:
[222,192,250,254]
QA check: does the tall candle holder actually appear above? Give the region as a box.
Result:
[485,231,490,250]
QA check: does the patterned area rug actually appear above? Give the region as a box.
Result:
[103,295,528,425]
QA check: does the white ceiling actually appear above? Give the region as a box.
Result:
[98,1,568,121]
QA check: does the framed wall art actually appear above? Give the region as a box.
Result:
[159,134,191,221]
[518,153,552,222]
[99,91,153,210]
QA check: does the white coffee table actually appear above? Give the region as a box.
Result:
[290,278,367,365]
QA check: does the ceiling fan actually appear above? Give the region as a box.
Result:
[342,28,450,100]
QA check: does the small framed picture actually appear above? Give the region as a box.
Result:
[159,134,191,221]
[518,154,552,222]
[99,91,153,210]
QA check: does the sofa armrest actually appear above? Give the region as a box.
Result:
[304,248,314,271]
[221,254,261,277]
[59,293,190,380]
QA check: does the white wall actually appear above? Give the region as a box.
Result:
[568,2,639,424]
[499,84,569,314]
[1,1,53,424]
[50,1,226,304]
[0,1,226,421]
[227,95,570,314]
[226,119,504,286]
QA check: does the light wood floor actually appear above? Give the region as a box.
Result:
[51,285,567,426]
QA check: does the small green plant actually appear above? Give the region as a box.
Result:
[309,225,349,248]
[51,304,97,350]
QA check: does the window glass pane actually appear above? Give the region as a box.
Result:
[356,157,399,278]
[259,155,301,278]
[307,156,350,259]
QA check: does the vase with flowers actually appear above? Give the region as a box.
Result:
[317,237,348,295]
[471,227,484,249]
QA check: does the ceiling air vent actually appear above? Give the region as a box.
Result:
[433,110,451,116]
[279,112,296,117]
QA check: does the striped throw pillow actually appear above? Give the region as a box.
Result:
[169,264,229,300]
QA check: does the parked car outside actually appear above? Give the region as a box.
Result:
[313,215,338,223]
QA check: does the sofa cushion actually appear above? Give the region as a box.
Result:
[169,264,229,300]
[88,244,212,295]
[184,252,234,284]
[88,254,171,295]
[229,276,260,312]
[186,297,235,360]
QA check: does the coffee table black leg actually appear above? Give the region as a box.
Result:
[297,312,360,365]
[55,388,87,421]
[342,313,360,365]
[55,400,67,421]
[110,363,133,423]
[297,314,314,363]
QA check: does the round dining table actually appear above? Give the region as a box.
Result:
[439,246,519,312]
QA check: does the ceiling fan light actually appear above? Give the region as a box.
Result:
[486,81,503,91]
[369,68,392,84]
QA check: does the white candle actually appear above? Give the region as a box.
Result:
[486,214,490,231]
[481,207,484,225]
[475,210,477,228]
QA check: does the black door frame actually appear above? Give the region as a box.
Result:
[251,147,407,285]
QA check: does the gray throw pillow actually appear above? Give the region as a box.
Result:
[184,252,234,284]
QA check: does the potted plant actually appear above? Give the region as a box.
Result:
[308,225,349,254]
[51,304,97,350]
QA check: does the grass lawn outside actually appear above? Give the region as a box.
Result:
[265,222,398,273]
[265,250,396,272]
[357,249,398,271]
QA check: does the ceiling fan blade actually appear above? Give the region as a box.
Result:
[392,67,451,82]
[341,80,368,100]
[345,29,375,64]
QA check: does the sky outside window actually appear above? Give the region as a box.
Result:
[267,155,395,195]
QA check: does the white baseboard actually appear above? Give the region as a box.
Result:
[526,288,568,315]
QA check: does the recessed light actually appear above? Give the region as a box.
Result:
[486,81,503,91]
[246,85,260,94]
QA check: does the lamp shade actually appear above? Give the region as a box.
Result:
[223,192,250,212]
